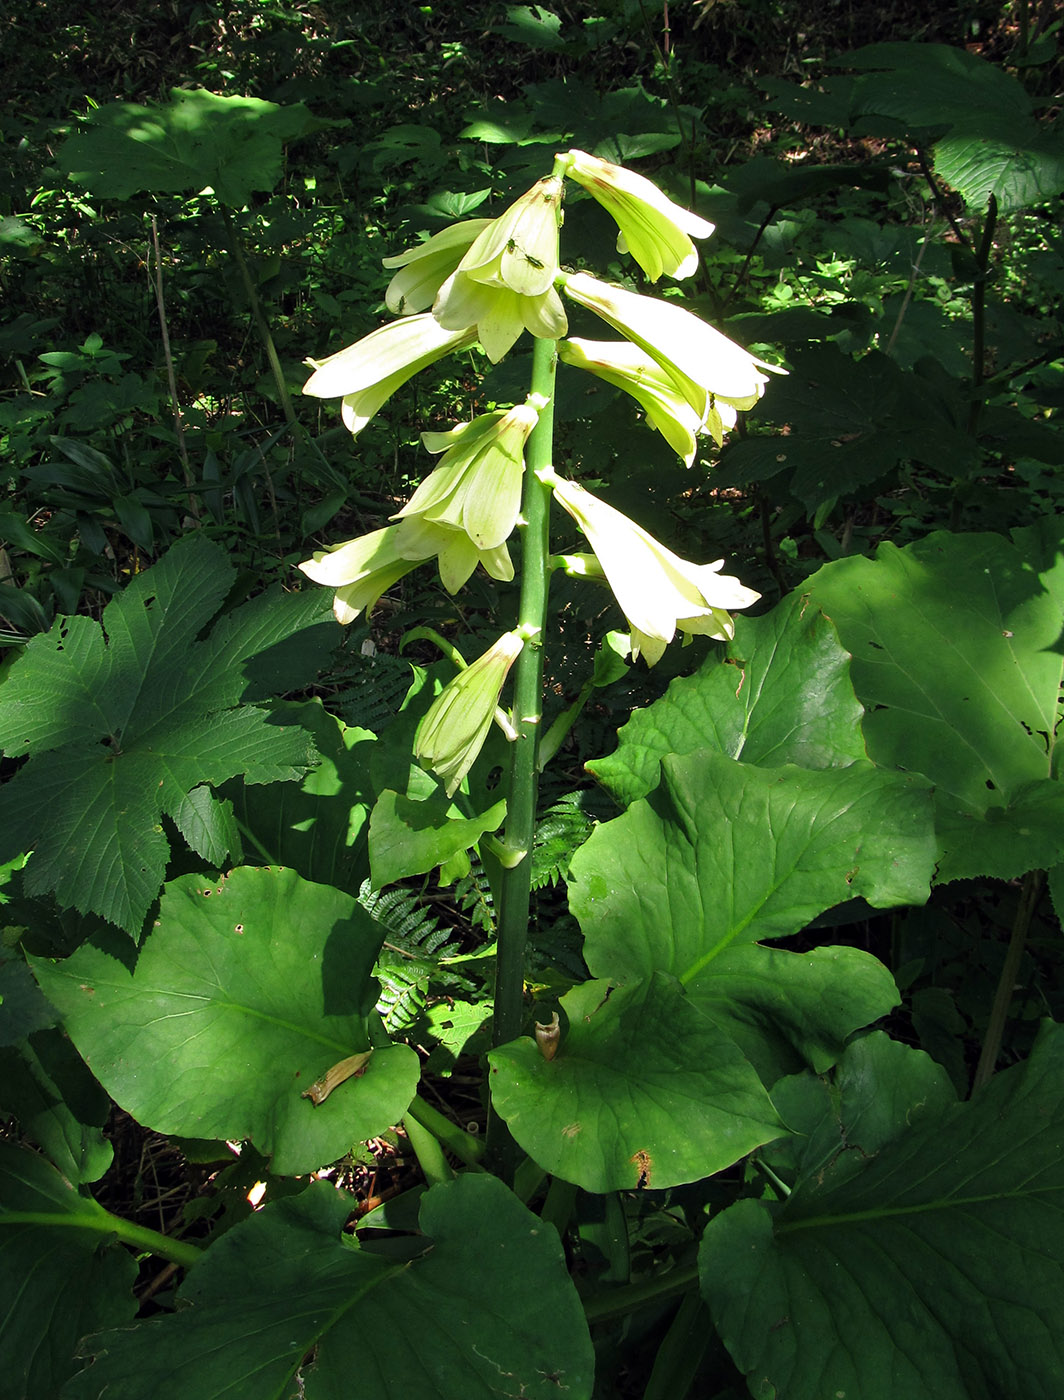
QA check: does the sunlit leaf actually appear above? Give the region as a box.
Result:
[0,537,321,933]
[30,867,419,1175]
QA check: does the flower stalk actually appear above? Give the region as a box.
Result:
[487,332,558,1172]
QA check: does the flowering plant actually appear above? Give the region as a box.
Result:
[296,149,780,1133]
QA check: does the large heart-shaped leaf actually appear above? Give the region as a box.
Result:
[31,867,419,1175]
[489,975,783,1192]
[806,526,1064,881]
[588,591,866,807]
[570,751,930,1078]
[66,1175,594,1400]
[701,1021,1064,1400]
[0,1142,137,1398]
[0,536,322,933]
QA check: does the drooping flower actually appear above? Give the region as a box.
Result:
[298,525,435,625]
[382,219,492,315]
[393,395,545,549]
[303,314,477,436]
[562,149,715,281]
[543,468,760,666]
[433,278,567,363]
[557,338,743,465]
[416,630,525,796]
[433,175,568,361]
[558,271,775,422]
[299,517,513,624]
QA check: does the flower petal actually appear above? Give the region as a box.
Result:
[558,337,703,464]
[458,176,564,297]
[545,469,759,664]
[304,315,477,435]
[382,219,492,314]
[560,272,776,413]
[565,149,714,282]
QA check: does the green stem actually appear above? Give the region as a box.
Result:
[221,207,301,436]
[2,1210,202,1271]
[952,193,997,532]
[972,867,1044,1093]
[405,1093,486,1169]
[486,334,558,1173]
[403,1109,455,1186]
[582,1262,700,1326]
[539,1176,578,1239]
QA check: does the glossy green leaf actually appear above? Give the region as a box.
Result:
[30,867,420,1175]
[0,536,318,933]
[58,89,323,206]
[368,789,507,888]
[0,1142,137,1398]
[702,1022,1064,1400]
[570,751,928,1077]
[66,1175,594,1400]
[489,975,783,1192]
[807,527,1064,881]
[588,591,866,807]
[763,1031,957,1187]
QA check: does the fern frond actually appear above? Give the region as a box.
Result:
[358,879,458,957]
[531,789,599,890]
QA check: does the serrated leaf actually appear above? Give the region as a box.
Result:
[58,89,323,207]
[845,41,1032,131]
[65,1176,594,1400]
[225,703,376,894]
[934,128,1064,212]
[806,527,1064,882]
[30,867,420,1175]
[0,536,317,933]
[701,1022,1064,1400]
[715,345,979,511]
[489,975,783,1192]
[837,43,1061,211]
[588,591,866,807]
[0,1141,138,1397]
[170,785,242,865]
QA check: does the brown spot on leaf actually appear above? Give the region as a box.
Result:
[631,1149,652,1188]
